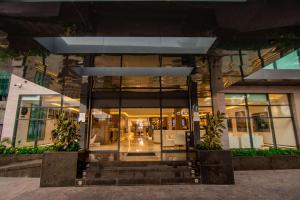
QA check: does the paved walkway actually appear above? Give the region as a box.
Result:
[0,170,300,200]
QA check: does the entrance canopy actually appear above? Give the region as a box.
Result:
[35,37,216,54]
[73,67,193,76]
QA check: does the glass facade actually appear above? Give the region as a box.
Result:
[13,95,80,147]
[226,93,297,149]
[17,54,83,99]
[195,56,213,137]
[222,48,288,87]
[264,49,300,70]
[6,53,300,156]
[0,71,10,136]
[89,55,191,160]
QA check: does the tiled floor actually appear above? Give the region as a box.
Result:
[120,136,161,153]
[89,135,185,152]
[1,170,300,200]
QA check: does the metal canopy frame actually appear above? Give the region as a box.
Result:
[73,67,193,76]
[35,37,216,54]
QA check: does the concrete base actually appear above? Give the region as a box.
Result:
[197,150,235,185]
[40,152,78,187]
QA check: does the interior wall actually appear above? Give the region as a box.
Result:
[223,85,300,148]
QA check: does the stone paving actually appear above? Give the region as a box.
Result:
[0,170,300,200]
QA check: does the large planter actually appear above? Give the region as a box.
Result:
[40,152,78,187]
[0,154,43,166]
[0,154,42,177]
[233,155,300,170]
[196,150,235,185]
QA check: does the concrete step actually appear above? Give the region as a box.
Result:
[82,177,200,186]
[88,165,190,171]
[83,160,198,185]
[0,159,42,177]
[86,168,192,179]
[88,161,188,168]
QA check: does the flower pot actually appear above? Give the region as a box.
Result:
[196,150,234,184]
[40,151,78,187]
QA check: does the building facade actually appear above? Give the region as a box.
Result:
[0,0,300,162]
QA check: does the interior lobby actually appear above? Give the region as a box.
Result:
[89,108,189,153]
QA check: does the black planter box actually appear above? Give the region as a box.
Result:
[0,154,43,166]
[233,155,300,170]
[197,150,235,185]
[40,152,78,187]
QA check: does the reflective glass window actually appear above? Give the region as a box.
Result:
[95,55,121,67]
[273,118,296,148]
[161,56,184,67]
[247,94,268,105]
[225,94,246,105]
[276,50,300,69]
[123,55,159,67]
[271,106,291,117]
[269,94,289,105]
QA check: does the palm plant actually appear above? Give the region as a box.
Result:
[198,111,226,150]
[51,113,80,151]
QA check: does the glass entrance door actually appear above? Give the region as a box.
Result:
[119,108,161,161]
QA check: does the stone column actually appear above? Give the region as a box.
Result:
[190,80,200,146]
[289,93,300,149]
[210,56,230,149]
[79,76,89,150]
[79,55,93,151]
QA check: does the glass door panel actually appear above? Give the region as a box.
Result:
[119,108,161,154]
[89,108,119,151]
[161,108,189,150]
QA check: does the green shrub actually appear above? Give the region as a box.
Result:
[196,111,226,150]
[0,145,7,154]
[51,113,80,151]
[0,145,79,155]
[231,148,300,157]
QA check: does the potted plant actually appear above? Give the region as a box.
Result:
[196,111,235,184]
[40,113,81,187]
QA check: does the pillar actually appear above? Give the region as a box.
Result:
[210,56,230,149]
[79,55,93,151]
[289,93,300,149]
[79,76,89,150]
[190,80,200,146]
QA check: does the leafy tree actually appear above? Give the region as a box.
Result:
[51,113,80,151]
[197,111,226,150]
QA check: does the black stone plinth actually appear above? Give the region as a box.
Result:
[233,155,300,170]
[197,150,235,185]
[40,152,78,187]
[0,154,43,166]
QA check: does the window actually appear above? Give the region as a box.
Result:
[14,95,80,147]
[90,108,119,151]
[225,93,297,149]
[0,71,10,97]
[263,49,300,70]
[269,94,296,148]
[95,55,121,67]
[247,94,268,105]
[196,56,212,138]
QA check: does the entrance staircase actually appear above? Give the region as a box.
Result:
[78,160,200,186]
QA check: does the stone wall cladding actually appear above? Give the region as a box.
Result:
[233,155,300,170]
